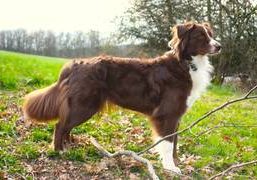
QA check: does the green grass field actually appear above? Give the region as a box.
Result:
[0,50,257,179]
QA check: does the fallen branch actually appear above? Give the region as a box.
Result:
[209,160,257,180]
[138,85,257,155]
[90,137,160,180]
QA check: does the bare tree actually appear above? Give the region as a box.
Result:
[43,31,57,56]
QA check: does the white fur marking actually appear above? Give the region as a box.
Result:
[187,55,213,107]
[155,137,181,174]
[210,38,219,46]
[204,27,221,53]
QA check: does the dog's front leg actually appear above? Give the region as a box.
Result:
[151,113,181,174]
[173,125,179,164]
[155,135,181,174]
[150,90,187,174]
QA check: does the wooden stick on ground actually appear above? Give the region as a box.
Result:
[209,160,257,180]
[90,137,160,180]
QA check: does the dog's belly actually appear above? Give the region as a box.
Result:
[108,89,157,115]
[106,68,160,114]
[107,83,158,114]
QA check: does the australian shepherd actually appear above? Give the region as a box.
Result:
[23,22,221,173]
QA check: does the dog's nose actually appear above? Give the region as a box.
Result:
[214,41,221,51]
[216,44,221,51]
[210,39,221,51]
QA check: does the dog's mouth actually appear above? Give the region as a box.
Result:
[208,47,222,56]
[207,41,222,56]
[208,50,221,56]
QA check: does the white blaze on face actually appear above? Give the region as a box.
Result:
[204,27,221,54]
[210,38,220,46]
[155,136,181,174]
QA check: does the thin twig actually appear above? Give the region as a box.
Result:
[209,160,257,180]
[90,137,160,180]
[138,85,257,155]
[196,123,257,137]
[245,84,257,97]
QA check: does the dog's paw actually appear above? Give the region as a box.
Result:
[63,142,71,151]
[49,141,55,150]
[164,166,181,175]
[149,147,158,154]
[49,141,66,152]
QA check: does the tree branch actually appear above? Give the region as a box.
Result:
[90,137,160,180]
[245,84,257,97]
[138,85,257,155]
[209,160,257,180]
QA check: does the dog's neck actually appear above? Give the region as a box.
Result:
[186,55,213,107]
[163,51,210,72]
[188,61,198,71]
[187,55,210,72]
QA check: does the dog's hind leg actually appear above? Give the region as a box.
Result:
[61,107,99,149]
[52,98,69,151]
[53,93,104,151]
[62,105,99,147]
[53,121,66,151]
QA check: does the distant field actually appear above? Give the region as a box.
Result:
[0,50,66,90]
[0,51,257,179]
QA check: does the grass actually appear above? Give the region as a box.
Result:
[0,50,257,179]
[0,50,66,90]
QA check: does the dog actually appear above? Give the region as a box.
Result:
[23,22,221,174]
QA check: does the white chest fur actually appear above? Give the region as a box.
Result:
[187,55,213,107]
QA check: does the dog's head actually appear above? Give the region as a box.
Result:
[169,22,221,60]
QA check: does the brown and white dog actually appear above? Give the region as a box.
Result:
[23,22,221,173]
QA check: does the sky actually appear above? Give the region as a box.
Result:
[1,0,256,35]
[0,0,131,34]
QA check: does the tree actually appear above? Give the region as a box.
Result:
[5,31,15,51]
[0,31,6,49]
[32,31,45,55]
[43,31,57,56]
[13,29,27,52]
[88,30,100,56]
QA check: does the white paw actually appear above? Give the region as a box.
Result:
[164,166,181,175]
[149,147,158,154]
[49,141,55,150]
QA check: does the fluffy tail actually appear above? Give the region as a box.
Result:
[23,83,67,122]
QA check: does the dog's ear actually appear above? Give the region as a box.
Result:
[202,22,211,28]
[169,24,194,48]
[173,23,195,39]
[202,22,213,37]
[170,23,195,60]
